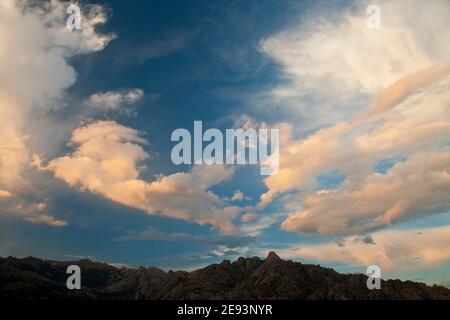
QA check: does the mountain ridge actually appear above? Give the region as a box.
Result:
[1,253,449,300]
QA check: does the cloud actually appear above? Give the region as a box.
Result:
[355,66,450,122]
[257,67,450,209]
[226,189,251,202]
[281,149,450,235]
[0,0,244,232]
[45,120,246,232]
[0,198,68,228]
[258,0,450,134]
[0,0,115,224]
[83,88,145,115]
[0,0,114,111]
[0,190,12,198]
[276,225,450,272]
[231,190,245,201]
[239,212,287,237]
[240,212,256,222]
[255,0,450,236]
[24,214,68,227]
[47,120,148,189]
[210,245,249,258]
[261,0,450,98]
[0,91,30,192]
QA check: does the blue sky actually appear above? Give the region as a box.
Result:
[0,0,450,287]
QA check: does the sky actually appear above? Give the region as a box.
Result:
[0,0,449,287]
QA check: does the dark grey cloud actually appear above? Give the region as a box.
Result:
[350,235,376,245]
[362,235,376,245]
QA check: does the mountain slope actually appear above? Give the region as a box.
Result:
[1,253,449,300]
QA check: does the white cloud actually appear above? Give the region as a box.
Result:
[257,0,450,133]
[83,89,145,115]
[0,91,30,192]
[239,212,287,237]
[231,190,244,201]
[230,190,251,202]
[261,0,450,99]
[0,0,114,110]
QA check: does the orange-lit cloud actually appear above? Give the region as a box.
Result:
[281,149,450,235]
[355,65,450,122]
[45,121,246,232]
[0,0,114,225]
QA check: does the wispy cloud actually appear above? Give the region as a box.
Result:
[117,225,256,247]
[256,0,450,236]
[24,214,67,227]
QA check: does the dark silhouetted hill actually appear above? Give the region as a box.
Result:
[1,252,449,300]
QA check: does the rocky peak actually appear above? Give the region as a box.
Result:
[266,251,282,262]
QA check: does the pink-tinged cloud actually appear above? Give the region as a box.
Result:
[276,225,450,272]
[281,149,450,235]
